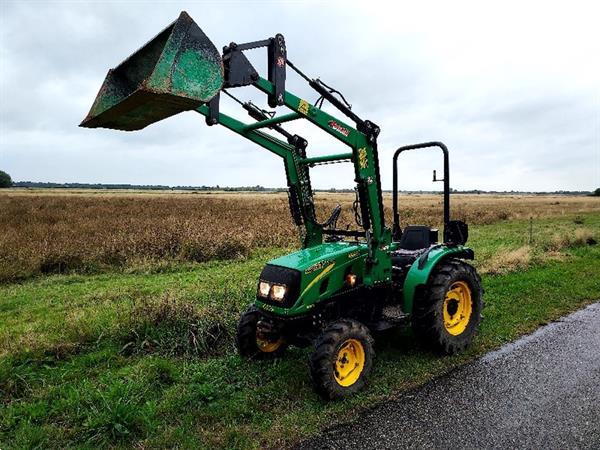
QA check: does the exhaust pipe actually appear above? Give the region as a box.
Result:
[80,11,223,131]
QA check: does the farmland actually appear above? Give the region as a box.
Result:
[1,190,598,282]
[1,190,599,448]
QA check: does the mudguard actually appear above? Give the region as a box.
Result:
[402,245,474,313]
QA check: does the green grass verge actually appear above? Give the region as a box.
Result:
[1,214,599,449]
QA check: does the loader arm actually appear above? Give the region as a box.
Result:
[195,102,325,248]
[80,11,393,285]
[195,73,392,284]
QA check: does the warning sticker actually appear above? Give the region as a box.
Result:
[358,148,368,169]
[298,99,310,115]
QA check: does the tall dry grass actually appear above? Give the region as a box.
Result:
[479,246,533,275]
[1,190,598,282]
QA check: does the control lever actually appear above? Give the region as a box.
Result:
[323,204,342,230]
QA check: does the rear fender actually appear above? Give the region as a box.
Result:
[402,245,474,314]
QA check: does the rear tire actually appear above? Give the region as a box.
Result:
[236,308,287,360]
[309,319,374,400]
[412,259,483,354]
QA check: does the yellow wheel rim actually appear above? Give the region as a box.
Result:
[443,281,473,336]
[256,334,284,353]
[334,339,365,387]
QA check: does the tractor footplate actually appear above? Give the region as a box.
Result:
[370,305,410,331]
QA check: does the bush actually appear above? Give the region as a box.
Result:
[0,170,12,188]
[543,228,596,252]
[479,246,532,275]
[119,293,235,357]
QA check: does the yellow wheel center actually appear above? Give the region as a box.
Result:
[256,333,284,353]
[334,339,365,387]
[443,281,473,336]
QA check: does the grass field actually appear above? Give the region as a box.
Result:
[1,191,599,448]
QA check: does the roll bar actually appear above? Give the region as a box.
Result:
[392,142,450,240]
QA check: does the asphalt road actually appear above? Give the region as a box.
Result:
[299,302,600,450]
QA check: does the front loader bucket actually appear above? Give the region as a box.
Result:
[80,11,223,131]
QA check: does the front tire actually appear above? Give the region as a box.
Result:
[413,259,483,354]
[236,308,287,359]
[309,319,374,400]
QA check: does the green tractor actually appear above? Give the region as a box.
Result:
[82,12,483,400]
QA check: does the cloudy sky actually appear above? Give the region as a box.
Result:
[1,0,598,191]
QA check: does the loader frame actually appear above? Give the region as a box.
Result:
[195,37,393,288]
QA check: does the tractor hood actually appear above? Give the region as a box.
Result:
[256,242,368,316]
[268,242,367,273]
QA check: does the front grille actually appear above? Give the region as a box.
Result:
[257,264,301,308]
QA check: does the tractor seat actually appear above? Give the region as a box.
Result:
[391,225,438,268]
[391,248,427,268]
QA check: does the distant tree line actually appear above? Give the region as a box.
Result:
[12,181,286,192]
[8,180,599,196]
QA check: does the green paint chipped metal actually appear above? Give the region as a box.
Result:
[170,49,223,98]
[80,11,223,131]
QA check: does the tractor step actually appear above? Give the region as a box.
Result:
[370,305,410,331]
[382,305,410,321]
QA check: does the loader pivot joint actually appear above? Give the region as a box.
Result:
[222,34,287,108]
[223,43,259,88]
[288,134,308,151]
[358,120,380,142]
[268,34,287,107]
[205,94,220,126]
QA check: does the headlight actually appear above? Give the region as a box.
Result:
[257,265,300,307]
[271,284,287,301]
[258,281,271,298]
[345,273,357,287]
